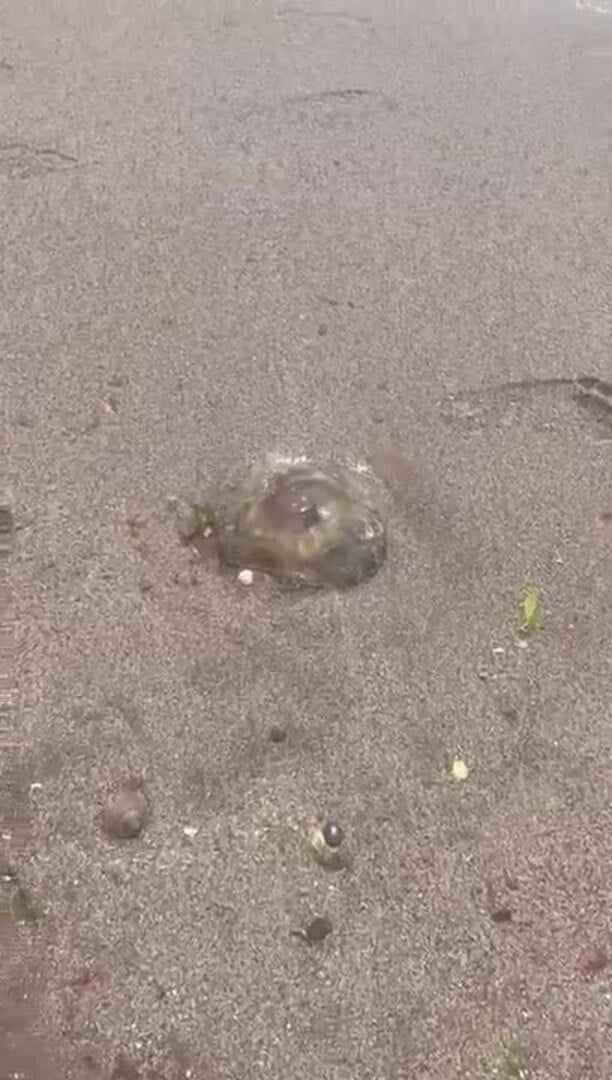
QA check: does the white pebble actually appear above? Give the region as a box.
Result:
[183,825,198,839]
[237,568,254,586]
[451,757,470,781]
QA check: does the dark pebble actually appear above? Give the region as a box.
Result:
[576,945,609,980]
[269,725,287,744]
[0,506,14,532]
[127,515,148,535]
[111,1054,141,1080]
[306,916,333,942]
[322,821,344,849]
[13,885,43,924]
[102,786,149,840]
[490,906,513,924]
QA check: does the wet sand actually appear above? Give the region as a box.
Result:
[2,1,612,1077]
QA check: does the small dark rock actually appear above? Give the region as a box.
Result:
[305,916,333,942]
[111,1054,141,1079]
[127,515,148,536]
[322,821,344,849]
[16,410,36,428]
[503,870,520,891]
[317,323,328,336]
[490,906,513,924]
[102,786,149,840]
[500,703,519,723]
[0,506,14,533]
[269,725,287,744]
[485,878,514,924]
[12,884,43,924]
[576,945,609,981]
[79,1047,102,1074]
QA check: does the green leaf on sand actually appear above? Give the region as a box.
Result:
[500,1034,527,1079]
[518,586,540,635]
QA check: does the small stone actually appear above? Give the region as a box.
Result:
[322,821,344,849]
[305,916,333,942]
[127,515,148,536]
[237,568,254,586]
[576,945,609,980]
[12,884,43,924]
[102,786,149,840]
[111,1054,141,1079]
[182,825,198,839]
[451,757,470,782]
[0,506,14,533]
[490,906,513,924]
[16,410,36,428]
[269,725,287,744]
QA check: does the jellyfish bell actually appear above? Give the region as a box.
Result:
[216,457,386,589]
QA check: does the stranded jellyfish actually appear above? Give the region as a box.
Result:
[216,459,386,589]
